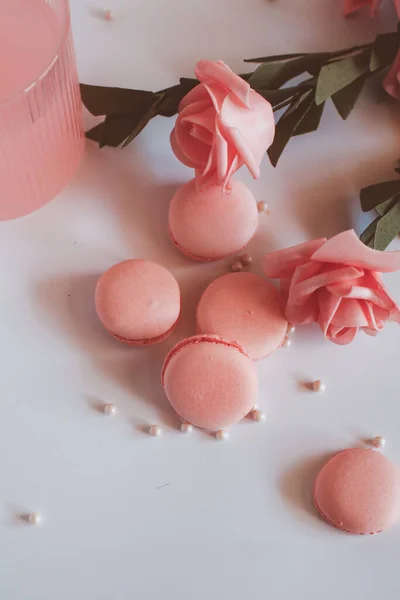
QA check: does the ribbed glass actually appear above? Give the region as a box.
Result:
[0,0,84,220]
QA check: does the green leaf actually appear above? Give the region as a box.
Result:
[375,196,399,216]
[374,201,400,250]
[267,90,314,166]
[121,94,167,148]
[331,74,367,119]
[370,31,400,72]
[244,52,307,64]
[293,100,324,136]
[99,114,147,147]
[249,55,327,90]
[86,121,105,143]
[360,180,400,212]
[80,84,156,116]
[360,216,379,248]
[315,53,370,105]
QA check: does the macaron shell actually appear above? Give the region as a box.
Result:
[169,178,258,261]
[196,272,287,360]
[314,448,400,534]
[95,259,180,343]
[162,335,258,430]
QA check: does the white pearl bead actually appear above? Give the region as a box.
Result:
[372,436,386,449]
[28,512,42,525]
[282,337,291,348]
[215,429,228,441]
[149,425,161,437]
[312,380,326,393]
[251,409,266,423]
[240,253,252,266]
[257,201,267,213]
[180,422,193,433]
[287,324,296,334]
[231,261,243,272]
[104,9,114,20]
[103,403,116,416]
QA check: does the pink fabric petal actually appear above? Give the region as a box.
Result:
[182,106,215,132]
[383,49,400,99]
[326,280,396,311]
[292,266,363,302]
[264,239,327,279]
[286,261,323,324]
[173,117,211,167]
[222,124,260,180]
[311,229,400,272]
[368,272,400,322]
[195,60,251,108]
[179,83,210,111]
[318,287,342,337]
[213,119,229,185]
[326,325,358,345]
[330,298,369,328]
[204,82,229,115]
[190,125,213,145]
[170,129,199,169]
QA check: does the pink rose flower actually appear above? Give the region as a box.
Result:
[170,60,275,191]
[264,230,400,345]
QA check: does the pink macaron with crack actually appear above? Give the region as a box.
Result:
[168,178,258,261]
[162,334,258,430]
[314,448,400,534]
[196,272,288,360]
[95,259,180,345]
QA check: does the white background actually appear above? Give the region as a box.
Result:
[1,1,400,598]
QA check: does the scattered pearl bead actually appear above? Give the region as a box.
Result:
[251,409,266,423]
[287,323,296,335]
[282,336,291,348]
[180,422,193,434]
[257,201,268,213]
[149,425,161,437]
[103,403,116,416]
[28,512,42,526]
[312,380,326,393]
[240,253,252,266]
[104,9,114,20]
[231,260,243,272]
[372,436,386,449]
[215,429,229,441]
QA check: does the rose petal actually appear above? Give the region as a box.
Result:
[286,261,323,324]
[369,272,400,322]
[311,229,400,272]
[383,49,400,99]
[179,83,210,111]
[182,105,215,132]
[190,125,213,145]
[317,288,342,336]
[195,60,251,108]
[326,325,358,345]
[330,298,369,328]
[293,266,363,302]
[264,239,326,279]
[214,119,229,185]
[170,129,199,168]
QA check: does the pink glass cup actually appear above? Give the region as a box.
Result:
[0,0,84,220]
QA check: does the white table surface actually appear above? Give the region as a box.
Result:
[2,1,400,598]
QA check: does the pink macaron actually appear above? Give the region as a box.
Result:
[196,272,288,360]
[162,334,258,430]
[95,259,180,345]
[168,178,258,261]
[314,448,400,534]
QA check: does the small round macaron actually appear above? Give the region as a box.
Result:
[314,448,400,535]
[95,259,180,345]
[169,178,258,261]
[196,272,287,360]
[162,334,258,430]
